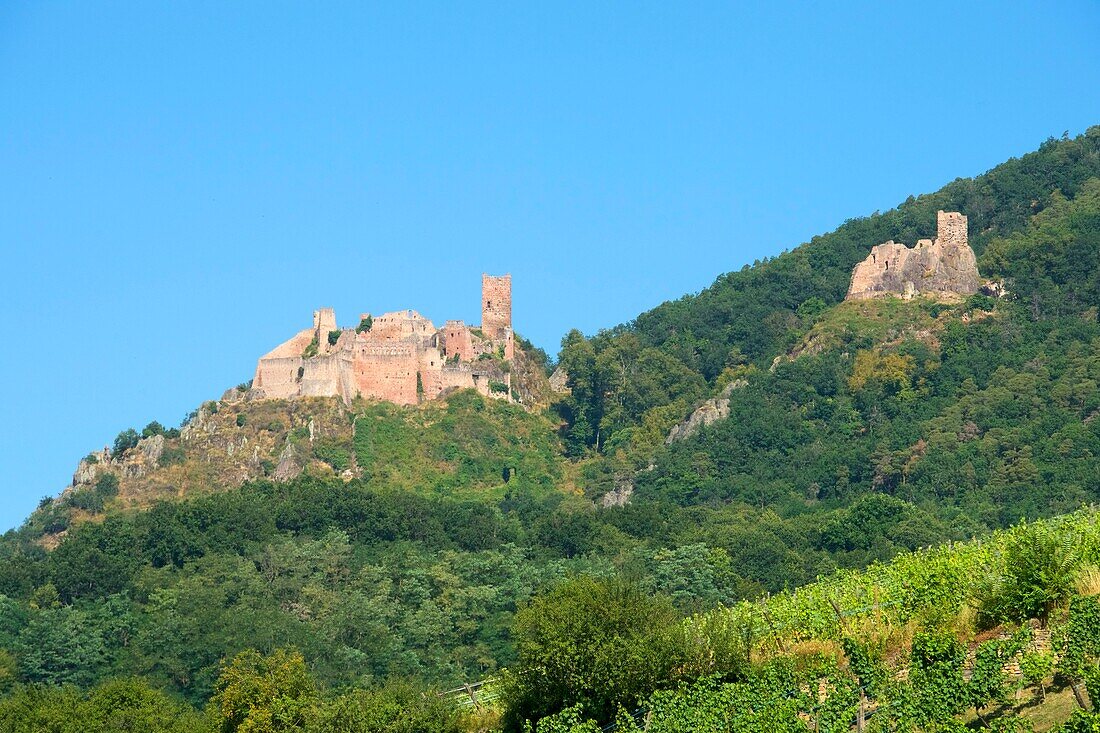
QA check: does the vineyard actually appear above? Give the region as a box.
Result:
[520,508,1100,732]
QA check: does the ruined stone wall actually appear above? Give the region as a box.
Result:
[253,356,303,399]
[417,347,449,400]
[846,211,980,301]
[371,310,436,341]
[351,342,420,405]
[253,329,315,399]
[481,274,512,339]
[443,320,475,362]
[299,353,347,399]
[438,364,470,395]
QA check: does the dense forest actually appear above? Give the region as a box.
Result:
[3,128,1100,731]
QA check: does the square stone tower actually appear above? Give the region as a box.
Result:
[313,307,337,349]
[936,210,968,247]
[481,274,512,339]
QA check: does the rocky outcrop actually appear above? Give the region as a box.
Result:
[846,211,981,302]
[665,379,747,444]
[139,434,165,465]
[72,451,107,486]
[273,442,302,482]
[600,475,634,507]
[549,366,570,394]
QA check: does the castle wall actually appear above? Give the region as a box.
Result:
[481,274,512,339]
[352,342,421,405]
[443,320,475,361]
[253,329,314,399]
[253,356,304,399]
[371,310,436,341]
[299,353,346,399]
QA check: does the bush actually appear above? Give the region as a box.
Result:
[979,522,1082,625]
[313,441,350,472]
[489,380,509,394]
[67,489,105,514]
[141,421,165,439]
[303,336,319,358]
[94,474,119,498]
[357,315,373,333]
[236,414,247,427]
[158,446,186,467]
[328,330,342,346]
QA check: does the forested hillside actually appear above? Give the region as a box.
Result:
[4,128,1100,731]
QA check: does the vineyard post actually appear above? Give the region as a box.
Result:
[760,605,788,653]
[827,596,848,633]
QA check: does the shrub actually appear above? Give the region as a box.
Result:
[328,330,342,346]
[68,488,105,514]
[489,380,509,394]
[94,474,119,498]
[141,421,165,439]
[236,413,247,427]
[357,316,373,333]
[158,446,185,467]
[303,336,319,358]
[313,441,350,472]
[980,521,1082,625]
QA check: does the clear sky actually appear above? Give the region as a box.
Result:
[2,1,1099,530]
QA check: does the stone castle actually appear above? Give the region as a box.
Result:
[252,274,515,405]
[846,211,981,301]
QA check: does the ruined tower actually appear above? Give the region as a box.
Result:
[313,308,337,350]
[936,210,968,247]
[846,211,980,301]
[481,274,512,340]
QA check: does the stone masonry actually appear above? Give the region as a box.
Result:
[252,274,515,405]
[846,211,981,301]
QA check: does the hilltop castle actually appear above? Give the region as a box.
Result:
[846,211,981,301]
[252,274,515,405]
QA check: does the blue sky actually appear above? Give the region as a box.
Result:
[1,1,1099,530]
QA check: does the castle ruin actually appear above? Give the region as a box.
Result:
[252,274,515,405]
[846,211,981,301]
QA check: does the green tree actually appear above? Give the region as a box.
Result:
[503,576,686,729]
[211,648,318,733]
[113,428,140,456]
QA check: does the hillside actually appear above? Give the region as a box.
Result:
[25,341,557,544]
[4,129,1100,731]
